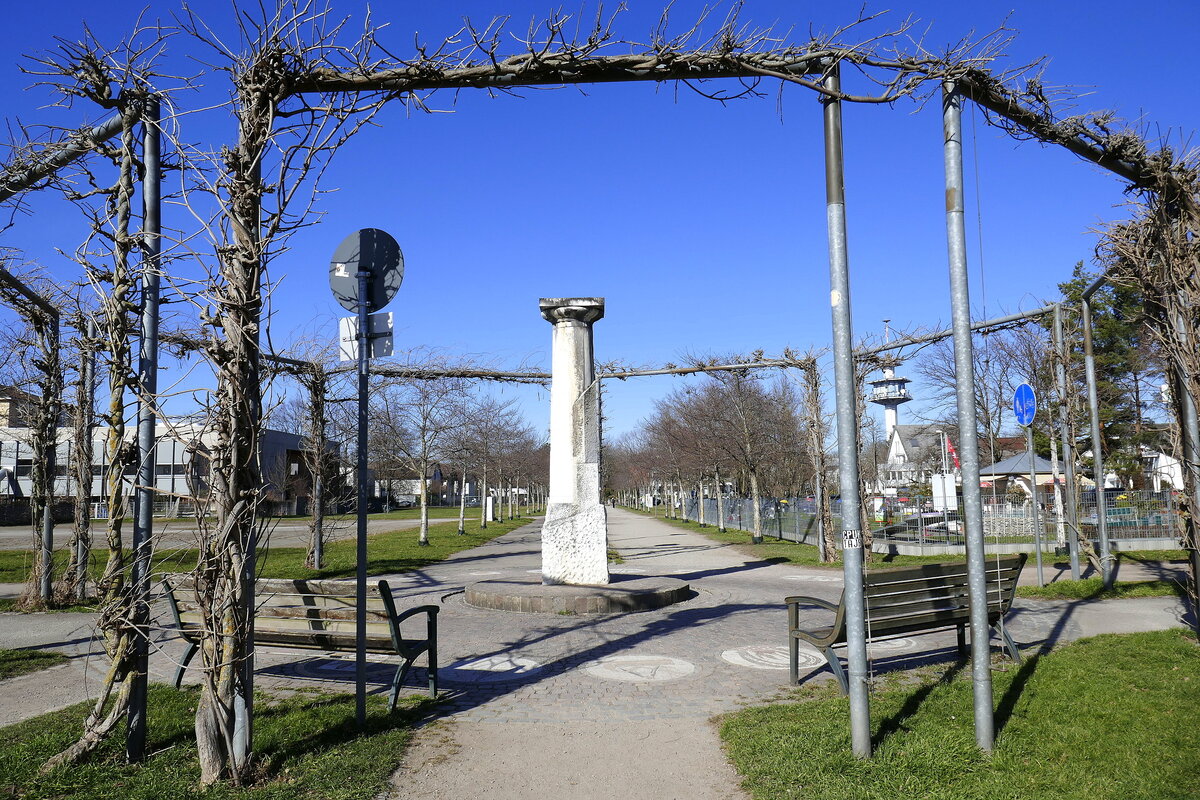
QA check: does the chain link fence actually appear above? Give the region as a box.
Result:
[664,487,1184,555]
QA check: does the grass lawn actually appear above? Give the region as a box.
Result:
[0,516,531,592]
[632,509,961,569]
[1017,576,1187,600]
[627,508,1189,572]
[721,629,1200,800]
[0,648,68,680]
[0,685,433,799]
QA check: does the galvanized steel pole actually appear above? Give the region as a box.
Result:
[127,98,161,763]
[1026,425,1044,587]
[1080,293,1114,587]
[941,81,995,752]
[1171,301,1200,637]
[355,271,370,728]
[1053,304,1082,580]
[821,65,871,757]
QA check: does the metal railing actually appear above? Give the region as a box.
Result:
[661,488,1184,555]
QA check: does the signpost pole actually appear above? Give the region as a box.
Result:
[1014,384,1043,586]
[328,227,404,730]
[1026,424,1045,587]
[355,269,369,728]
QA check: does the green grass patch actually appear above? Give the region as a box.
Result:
[1117,548,1189,563]
[1018,577,1186,601]
[721,629,1200,800]
[0,516,530,587]
[0,648,69,680]
[0,685,433,799]
[633,509,958,569]
[0,598,99,613]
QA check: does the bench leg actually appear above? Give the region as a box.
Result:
[996,624,1022,663]
[427,647,437,698]
[956,624,967,657]
[175,640,198,689]
[789,637,799,685]
[823,647,849,695]
[389,659,414,713]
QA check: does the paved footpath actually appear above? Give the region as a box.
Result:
[0,508,1190,800]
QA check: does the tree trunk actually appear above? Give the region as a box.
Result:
[418,463,429,546]
[715,465,726,532]
[749,469,762,544]
[457,467,468,534]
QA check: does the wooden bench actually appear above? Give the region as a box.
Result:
[162,575,438,711]
[786,553,1026,693]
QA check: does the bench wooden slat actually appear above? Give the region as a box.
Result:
[787,553,1027,693]
[161,573,440,710]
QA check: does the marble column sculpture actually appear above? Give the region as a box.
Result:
[539,297,609,585]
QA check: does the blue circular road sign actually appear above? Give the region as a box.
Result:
[1013,383,1037,427]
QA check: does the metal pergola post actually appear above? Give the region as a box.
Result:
[1080,276,1114,587]
[1171,299,1200,637]
[821,64,871,758]
[127,98,161,763]
[942,80,995,752]
[1052,304,1082,580]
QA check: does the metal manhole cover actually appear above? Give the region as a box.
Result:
[867,637,916,653]
[582,654,696,683]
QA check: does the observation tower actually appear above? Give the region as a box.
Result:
[868,320,912,440]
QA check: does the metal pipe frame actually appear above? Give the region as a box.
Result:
[1052,304,1082,580]
[942,80,996,752]
[821,64,872,758]
[0,114,125,203]
[1170,299,1200,637]
[1080,292,1114,587]
[126,99,161,762]
[854,305,1055,358]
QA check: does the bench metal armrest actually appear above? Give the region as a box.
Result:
[376,580,438,655]
[785,594,843,640]
[393,604,440,624]
[161,575,190,638]
[784,595,839,612]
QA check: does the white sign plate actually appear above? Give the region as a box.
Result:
[338,312,394,361]
[842,529,862,550]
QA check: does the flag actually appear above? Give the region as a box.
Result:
[946,437,961,469]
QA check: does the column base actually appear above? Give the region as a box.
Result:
[541,502,609,585]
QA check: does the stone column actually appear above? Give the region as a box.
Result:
[540,297,608,585]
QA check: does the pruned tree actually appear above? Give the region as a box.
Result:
[371,358,468,546]
[0,261,62,606]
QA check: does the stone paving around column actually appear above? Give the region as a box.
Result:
[0,507,1190,799]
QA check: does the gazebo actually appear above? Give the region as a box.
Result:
[979,452,1057,498]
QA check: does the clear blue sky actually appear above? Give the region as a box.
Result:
[0,1,1196,440]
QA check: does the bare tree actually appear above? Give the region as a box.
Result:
[371,363,467,545]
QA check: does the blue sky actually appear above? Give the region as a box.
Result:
[0,1,1196,441]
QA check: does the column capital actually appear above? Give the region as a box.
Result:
[539,297,604,325]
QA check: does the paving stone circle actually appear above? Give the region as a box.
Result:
[866,637,915,653]
[582,654,696,683]
[442,655,543,684]
[720,645,791,670]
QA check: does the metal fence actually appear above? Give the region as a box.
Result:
[665,488,1184,556]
